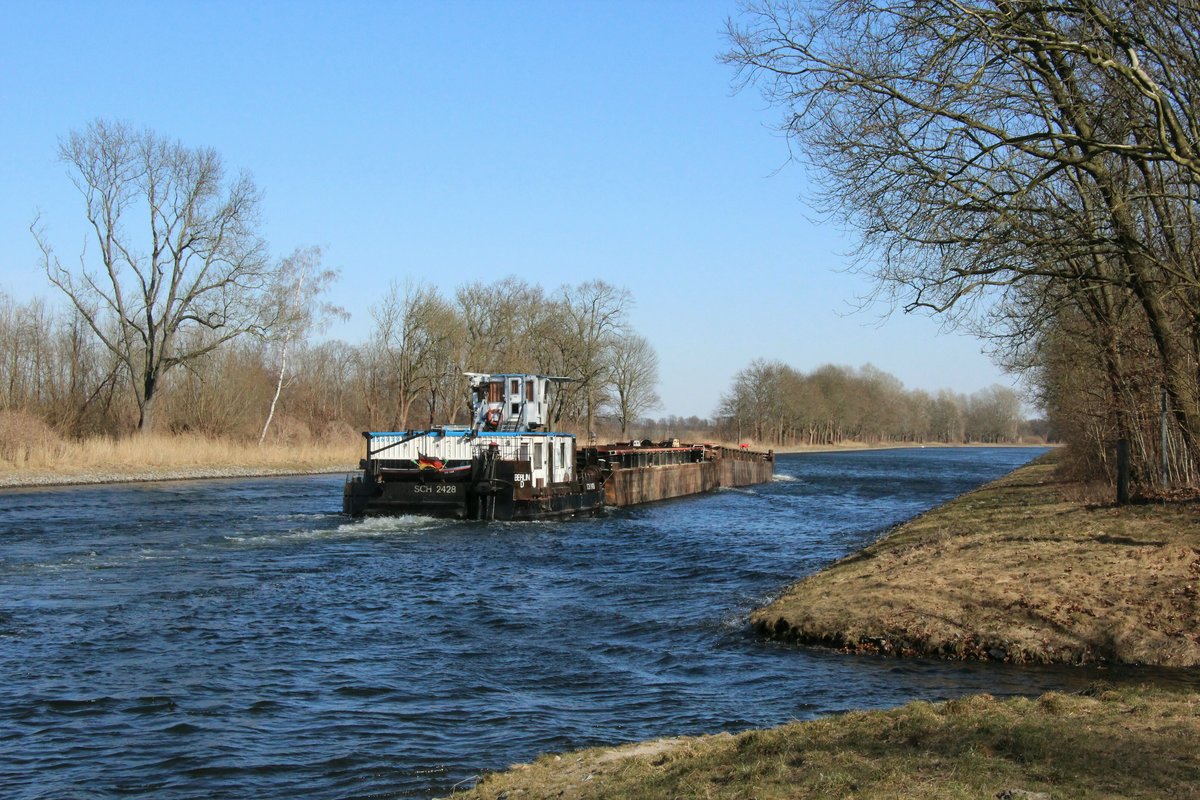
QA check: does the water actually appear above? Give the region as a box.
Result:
[0,448,1185,798]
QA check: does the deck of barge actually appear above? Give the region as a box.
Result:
[581,443,774,507]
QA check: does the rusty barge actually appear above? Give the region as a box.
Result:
[342,372,774,521]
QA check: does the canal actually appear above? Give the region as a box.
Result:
[0,448,1154,799]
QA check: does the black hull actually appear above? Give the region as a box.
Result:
[342,437,773,521]
[342,476,605,521]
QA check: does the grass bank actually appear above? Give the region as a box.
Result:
[0,432,358,488]
[450,687,1199,799]
[754,455,1200,667]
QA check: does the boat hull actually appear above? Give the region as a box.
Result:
[343,442,773,520]
[342,472,605,521]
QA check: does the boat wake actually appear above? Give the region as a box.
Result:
[334,514,452,535]
[222,514,452,547]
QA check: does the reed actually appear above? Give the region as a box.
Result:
[66,434,359,471]
[0,412,358,478]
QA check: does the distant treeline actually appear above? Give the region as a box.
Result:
[0,285,1035,450]
[0,278,663,444]
[713,360,1034,448]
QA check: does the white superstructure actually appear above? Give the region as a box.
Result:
[464,372,571,432]
[362,373,578,489]
[364,429,576,488]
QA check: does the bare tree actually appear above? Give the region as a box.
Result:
[258,247,346,444]
[725,0,1200,477]
[719,359,791,444]
[607,332,661,435]
[371,280,459,430]
[717,358,1002,447]
[456,277,545,373]
[455,277,545,416]
[419,305,466,427]
[965,385,1023,444]
[0,291,122,433]
[548,281,631,434]
[33,119,276,432]
[928,390,967,444]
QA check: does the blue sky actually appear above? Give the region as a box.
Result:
[0,1,1014,418]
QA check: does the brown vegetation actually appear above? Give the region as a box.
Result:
[718,360,1032,448]
[0,272,668,448]
[753,455,1200,667]
[450,453,1200,799]
[11,120,1043,459]
[33,120,279,432]
[3,271,1029,459]
[450,687,1200,800]
[0,421,357,486]
[15,121,676,451]
[0,409,67,466]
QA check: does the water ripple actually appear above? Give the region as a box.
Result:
[5,449,1192,799]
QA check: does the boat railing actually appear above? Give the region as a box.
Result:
[469,438,538,462]
[580,444,709,470]
[718,446,775,463]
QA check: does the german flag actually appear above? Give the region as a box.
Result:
[417,453,444,471]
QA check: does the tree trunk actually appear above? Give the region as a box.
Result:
[1123,251,1200,472]
[259,334,291,446]
[138,374,158,433]
[1093,164,1200,473]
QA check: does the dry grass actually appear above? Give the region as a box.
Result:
[0,409,69,465]
[0,421,359,486]
[753,453,1200,666]
[451,686,1200,800]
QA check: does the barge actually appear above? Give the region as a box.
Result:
[342,372,773,520]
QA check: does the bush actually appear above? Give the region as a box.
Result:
[263,414,312,446]
[318,419,358,445]
[0,409,67,466]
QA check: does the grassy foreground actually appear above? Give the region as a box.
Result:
[753,455,1200,667]
[451,687,1199,799]
[449,455,1200,799]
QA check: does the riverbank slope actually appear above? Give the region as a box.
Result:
[0,433,357,488]
[753,455,1200,667]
